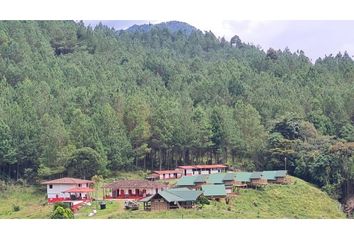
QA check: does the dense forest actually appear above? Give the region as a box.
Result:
[0,20,353,201]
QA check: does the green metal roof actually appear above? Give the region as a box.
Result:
[275,170,287,177]
[159,190,185,202]
[262,171,277,180]
[250,172,263,179]
[235,172,252,182]
[139,194,156,202]
[206,173,226,184]
[176,175,197,186]
[223,172,236,181]
[202,184,227,197]
[194,174,208,183]
[159,188,202,202]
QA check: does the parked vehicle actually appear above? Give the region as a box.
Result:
[124,200,139,210]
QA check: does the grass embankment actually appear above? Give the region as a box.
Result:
[0,176,345,219]
[77,177,345,219]
[0,184,51,219]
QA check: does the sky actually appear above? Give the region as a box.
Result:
[84,20,354,62]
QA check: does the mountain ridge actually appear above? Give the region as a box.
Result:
[126,20,199,35]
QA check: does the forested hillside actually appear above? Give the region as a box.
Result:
[0,21,353,201]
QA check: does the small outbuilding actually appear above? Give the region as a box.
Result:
[140,188,202,211]
[249,172,268,187]
[201,184,227,199]
[262,170,288,184]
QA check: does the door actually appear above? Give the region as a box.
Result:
[136,189,140,196]
[120,189,125,197]
[128,189,132,196]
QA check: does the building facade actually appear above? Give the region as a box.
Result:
[178,164,227,176]
[41,177,94,202]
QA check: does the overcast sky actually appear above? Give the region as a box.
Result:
[84,20,354,62]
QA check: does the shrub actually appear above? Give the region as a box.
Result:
[197,195,210,205]
[0,180,7,191]
[50,206,74,219]
[53,202,71,210]
[12,204,20,212]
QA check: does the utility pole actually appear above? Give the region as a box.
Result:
[284,157,287,171]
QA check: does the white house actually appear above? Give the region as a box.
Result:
[42,177,94,203]
[178,164,227,176]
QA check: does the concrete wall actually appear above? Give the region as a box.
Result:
[46,183,89,199]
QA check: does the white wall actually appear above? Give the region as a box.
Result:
[47,184,88,199]
[186,169,193,175]
[47,184,74,199]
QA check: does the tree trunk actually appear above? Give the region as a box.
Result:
[151,149,154,170]
[159,149,162,171]
[144,154,147,170]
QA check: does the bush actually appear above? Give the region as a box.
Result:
[12,204,20,212]
[53,202,71,210]
[197,195,210,205]
[0,180,7,191]
[50,206,74,219]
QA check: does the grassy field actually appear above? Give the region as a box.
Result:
[0,176,346,219]
[0,184,51,219]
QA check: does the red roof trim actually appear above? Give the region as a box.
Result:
[41,177,94,185]
[178,164,227,169]
[153,170,183,174]
[62,187,94,193]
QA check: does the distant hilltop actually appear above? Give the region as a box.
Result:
[126,21,199,35]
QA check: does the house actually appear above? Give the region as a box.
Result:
[178,164,227,176]
[274,170,287,183]
[103,180,168,200]
[176,172,238,193]
[41,177,94,203]
[146,169,183,181]
[145,173,159,181]
[261,170,288,184]
[139,188,202,211]
[206,173,236,193]
[249,172,268,187]
[201,184,227,199]
[175,174,208,189]
[234,172,252,188]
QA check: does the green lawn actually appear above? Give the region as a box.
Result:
[0,176,346,219]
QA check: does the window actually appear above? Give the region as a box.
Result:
[49,185,53,189]
[78,184,81,187]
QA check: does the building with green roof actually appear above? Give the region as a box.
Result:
[140,188,202,211]
[261,171,277,181]
[202,184,227,198]
[235,172,252,183]
[176,175,198,187]
[206,173,226,184]
[261,170,288,184]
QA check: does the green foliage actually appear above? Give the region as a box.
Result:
[65,147,106,179]
[50,206,74,219]
[12,204,20,212]
[197,195,210,205]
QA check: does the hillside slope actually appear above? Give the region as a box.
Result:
[75,177,345,219]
